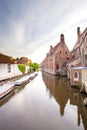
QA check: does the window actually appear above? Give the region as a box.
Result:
[72,55,75,58]
[7,64,11,73]
[74,72,78,78]
[56,64,59,70]
[73,71,79,81]
[50,51,53,56]
[71,65,74,67]
[66,57,69,60]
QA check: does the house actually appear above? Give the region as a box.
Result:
[41,34,71,75]
[17,57,30,65]
[0,53,15,64]
[67,27,87,78]
[0,53,29,81]
[67,27,87,94]
[71,27,87,66]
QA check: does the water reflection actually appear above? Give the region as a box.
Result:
[14,81,30,94]
[42,72,87,130]
[0,91,15,107]
[0,81,30,107]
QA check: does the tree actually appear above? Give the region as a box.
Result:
[18,64,26,74]
[28,59,32,65]
[29,62,39,72]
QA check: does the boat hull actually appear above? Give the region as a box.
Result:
[0,83,14,99]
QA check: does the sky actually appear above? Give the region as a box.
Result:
[0,0,87,63]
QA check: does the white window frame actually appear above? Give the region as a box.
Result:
[73,71,79,81]
[7,64,11,73]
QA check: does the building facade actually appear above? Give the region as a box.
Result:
[0,53,29,81]
[66,27,87,94]
[67,27,87,73]
[41,34,71,75]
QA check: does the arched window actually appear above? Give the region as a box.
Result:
[73,71,79,81]
[74,72,78,78]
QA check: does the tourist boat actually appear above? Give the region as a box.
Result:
[15,75,30,86]
[0,82,15,99]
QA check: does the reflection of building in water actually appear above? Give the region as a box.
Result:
[42,72,87,130]
[42,72,70,116]
[70,90,87,130]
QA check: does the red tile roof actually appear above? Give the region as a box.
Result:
[0,53,15,64]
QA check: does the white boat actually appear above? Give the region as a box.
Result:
[0,82,15,99]
[15,72,38,86]
[29,72,38,79]
[15,75,30,86]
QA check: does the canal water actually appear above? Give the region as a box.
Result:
[0,71,87,130]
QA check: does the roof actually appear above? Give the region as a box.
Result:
[53,42,61,52]
[72,27,87,52]
[0,53,15,64]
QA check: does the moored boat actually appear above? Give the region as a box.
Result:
[15,75,30,86]
[15,72,38,86]
[29,72,38,79]
[0,82,15,99]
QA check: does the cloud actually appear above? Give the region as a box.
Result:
[0,0,87,63]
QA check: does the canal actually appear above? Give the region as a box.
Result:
[0,71,87,130]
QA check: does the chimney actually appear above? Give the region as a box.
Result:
[60,34,64,43]
[50,45,53,50]
[77,27,80,38]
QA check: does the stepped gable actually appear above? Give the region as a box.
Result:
[0,53,15,64]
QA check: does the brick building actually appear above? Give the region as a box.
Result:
[67,27,87,94]
[41,34,71,75]
[67,27,87,78]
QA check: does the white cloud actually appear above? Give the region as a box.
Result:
[0,0,87,63]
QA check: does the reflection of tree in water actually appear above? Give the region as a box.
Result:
[42,72,70,116]
[42,72,87,130]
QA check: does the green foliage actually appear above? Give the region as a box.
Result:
[29,62,39,72]
[16,57,19,60]
[18,64,26,74]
